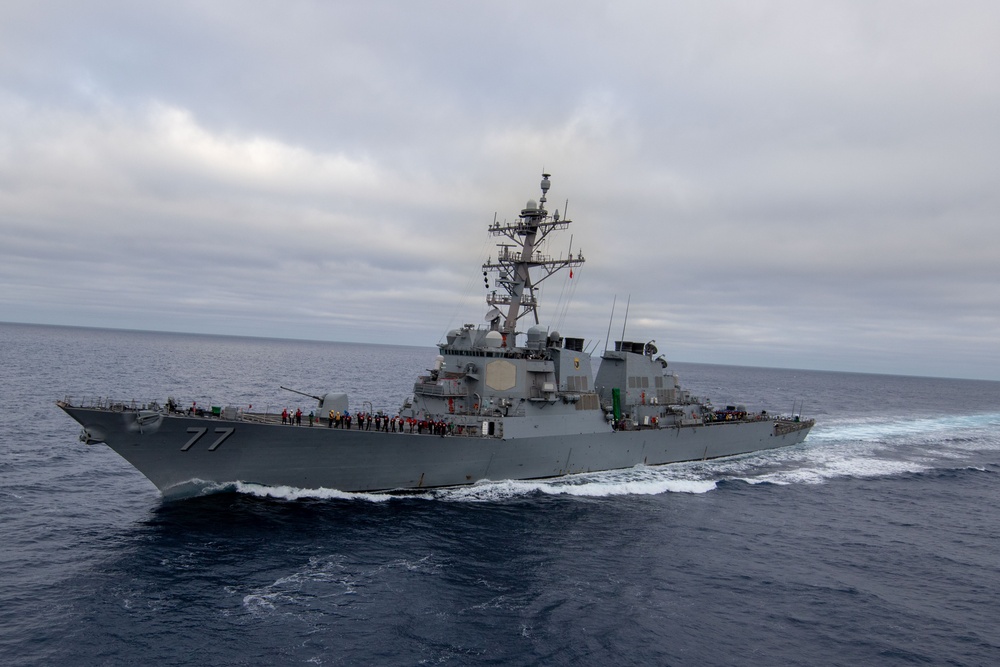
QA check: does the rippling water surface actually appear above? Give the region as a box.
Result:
[2,322,999,665]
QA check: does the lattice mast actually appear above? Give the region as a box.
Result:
[482,173,585,336]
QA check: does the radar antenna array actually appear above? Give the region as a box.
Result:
[482,173,585,335]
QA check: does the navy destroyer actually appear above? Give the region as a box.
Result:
[58,173,814,499]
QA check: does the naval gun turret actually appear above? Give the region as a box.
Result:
[281,386,348,414]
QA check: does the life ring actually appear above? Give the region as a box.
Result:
[448,398,455,414]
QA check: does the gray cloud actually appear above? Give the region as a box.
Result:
[2,1,999,380]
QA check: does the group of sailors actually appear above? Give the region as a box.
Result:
[326,410,404,432]
[411,419,452,436]
[708,409,768,422]
[277,407,462,436]
[280,408,312,426]
[322,410,455,436]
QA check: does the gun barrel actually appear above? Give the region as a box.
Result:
[280,386,322,401]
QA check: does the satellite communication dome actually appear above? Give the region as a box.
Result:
[484,330,503,348]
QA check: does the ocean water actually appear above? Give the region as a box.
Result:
[2,321,999,666]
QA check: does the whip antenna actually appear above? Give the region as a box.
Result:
[604,295,616,353]
[620,294,631,344]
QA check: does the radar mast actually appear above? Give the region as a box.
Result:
[482,173,585,336]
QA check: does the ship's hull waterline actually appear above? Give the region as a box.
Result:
[60,404,811,499]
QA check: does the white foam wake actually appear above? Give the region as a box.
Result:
[434,472,718,502]
[809,412,1000,446]
[228,468,718,503]
[232,481,399,502]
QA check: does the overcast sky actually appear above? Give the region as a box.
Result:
[2,1,998,380]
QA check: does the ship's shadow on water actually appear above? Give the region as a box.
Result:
[138,489,618,562]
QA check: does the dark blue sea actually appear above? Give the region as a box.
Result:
[2,322,999,666]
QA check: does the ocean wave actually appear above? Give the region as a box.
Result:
[240,554,440,616]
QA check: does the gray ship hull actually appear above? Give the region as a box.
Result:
[59,404,812,499]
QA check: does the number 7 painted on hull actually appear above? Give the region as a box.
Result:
[181,427,235,451]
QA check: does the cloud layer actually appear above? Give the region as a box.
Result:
[2,1,999,379]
